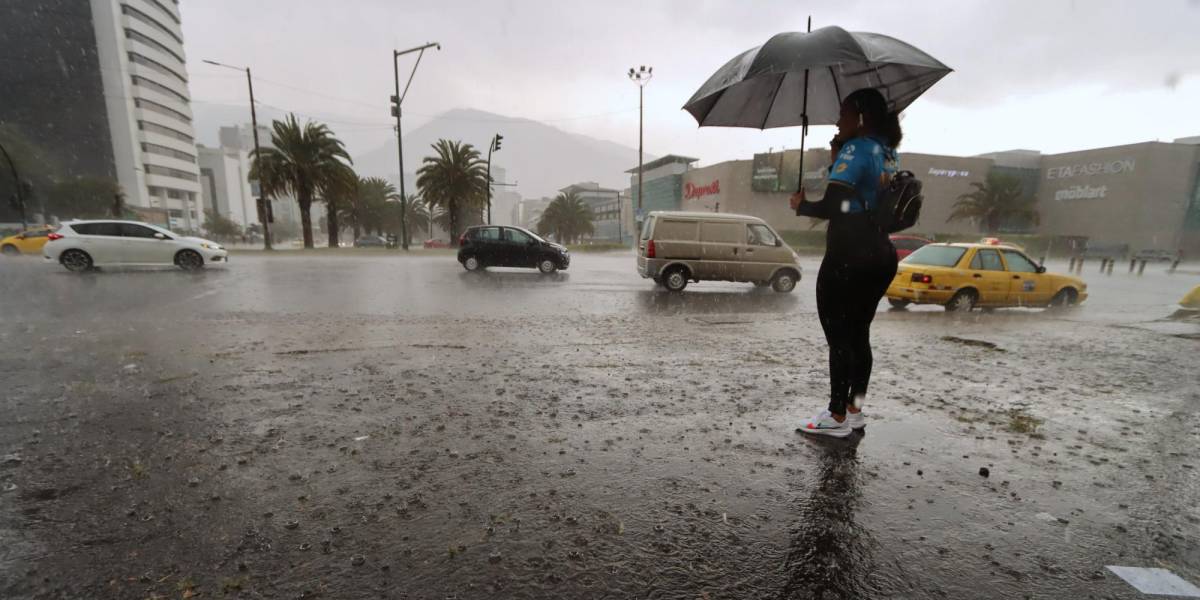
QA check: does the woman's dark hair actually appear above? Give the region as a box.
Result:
[845,88,902,148]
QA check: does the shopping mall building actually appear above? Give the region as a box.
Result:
[632,137,1200,255]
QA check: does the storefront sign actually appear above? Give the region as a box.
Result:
[684,180,720,200]
[927,168,971,178]
[1046,159,1135,180]
[1054,185,1108,201]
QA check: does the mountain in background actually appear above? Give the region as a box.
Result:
[354,108,652,199]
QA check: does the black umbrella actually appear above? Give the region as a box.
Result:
[683,21,951,190]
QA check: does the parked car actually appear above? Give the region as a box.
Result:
[354,235,388,248]
[42,220,228,272]
[889,234,932,260]
[636,211,801,293]
[1,225,56,256]
[886,241,1087,311]
[423,239,450,249]
[457,225,570,274]
[1133,249,1177,263]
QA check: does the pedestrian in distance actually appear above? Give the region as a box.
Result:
[790,88,902,438]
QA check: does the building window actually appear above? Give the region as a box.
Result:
[120,4,183,44]
[168,209,183,218]
[138,120,193,144]
[131,75,188,103]
[144,164,198,182]
[145,0,180,24]
[124,28,185,64]
[134,98,190,125]
[128,52,186,84]
[142,142,195,163]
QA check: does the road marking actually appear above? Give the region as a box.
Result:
[1107,566,1200,596]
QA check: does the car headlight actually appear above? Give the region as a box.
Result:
[200,243,222,250]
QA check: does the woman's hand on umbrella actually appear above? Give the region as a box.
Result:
[790,189,807,211]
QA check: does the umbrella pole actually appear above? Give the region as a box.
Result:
[797,16,811,194]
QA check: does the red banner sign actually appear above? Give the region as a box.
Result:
[684,180,720,200]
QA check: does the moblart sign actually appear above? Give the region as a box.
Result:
[1046,159,1134,180]
[928,168,971,178]
[1054,185,1107,201]
[684,180,720,200]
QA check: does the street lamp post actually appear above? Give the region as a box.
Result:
[627,65,652,229]
[391,42,440,250]
[203,59,271,250]
[486,134,503,224]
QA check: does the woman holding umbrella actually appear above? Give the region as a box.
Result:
[682,25,951,439]
[792,88,901,438]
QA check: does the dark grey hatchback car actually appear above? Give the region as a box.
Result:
[457,225,570,274]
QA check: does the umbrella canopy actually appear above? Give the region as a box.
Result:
[684,26,952,129]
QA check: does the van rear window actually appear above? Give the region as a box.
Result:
[654,219,698,241]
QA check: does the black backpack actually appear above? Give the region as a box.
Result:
[860,170,923,233]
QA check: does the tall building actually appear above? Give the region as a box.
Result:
[626,155,698,218]
[0,0,202,230]
[198,123,304,239]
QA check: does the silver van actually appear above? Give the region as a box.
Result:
[636,211,801,292]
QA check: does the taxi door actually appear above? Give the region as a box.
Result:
[1000,249,1051,306]
[966,248,1011,306]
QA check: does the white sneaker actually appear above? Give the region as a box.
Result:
[798,410,852,438]
[847,410,866,430]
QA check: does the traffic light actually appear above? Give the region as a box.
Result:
[390,95,399,118]
[493,134,503,152]
[257,197,274,223]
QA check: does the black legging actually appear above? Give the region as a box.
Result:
[816,215,898,416]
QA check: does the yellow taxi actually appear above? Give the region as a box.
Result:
[1,226,57,256]
[886,240,1088,311]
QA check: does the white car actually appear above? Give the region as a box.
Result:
[42,220,228,272]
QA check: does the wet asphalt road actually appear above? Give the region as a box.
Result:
[1,250,1198,599]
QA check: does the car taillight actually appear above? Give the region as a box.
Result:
[646,239,656,258]
[459,232,468,245]
[47,232,63,241]
[911,273,932,284]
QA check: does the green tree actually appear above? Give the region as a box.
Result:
[415,140,489,246]
[947,172,1040,234]
[203,209,242,242]
[45,177,123,221]
[351,177,399,237]
[536,191,594,244]
[403,194,431,242]
[250,114,353,249]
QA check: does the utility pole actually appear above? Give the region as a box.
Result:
[486,133,502,224]
[392,42,441,250]
[203,60,271,249]
[627,65,653,230]
[1,142,27,230]
[616,190,623,246]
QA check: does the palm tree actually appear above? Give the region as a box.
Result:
[415,139,488,245]
[947,171,1040,234]
[251,114,353,249]
[402,195,431,242]
[343,177,398,239]
[536,191,594,244]
[321,163,357,247]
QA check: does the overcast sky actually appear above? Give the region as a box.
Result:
[183,0,1200,165]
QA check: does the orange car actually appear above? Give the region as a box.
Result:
[1,226,56,256]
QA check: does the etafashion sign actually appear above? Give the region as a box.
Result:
[1045,159,1135,180]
